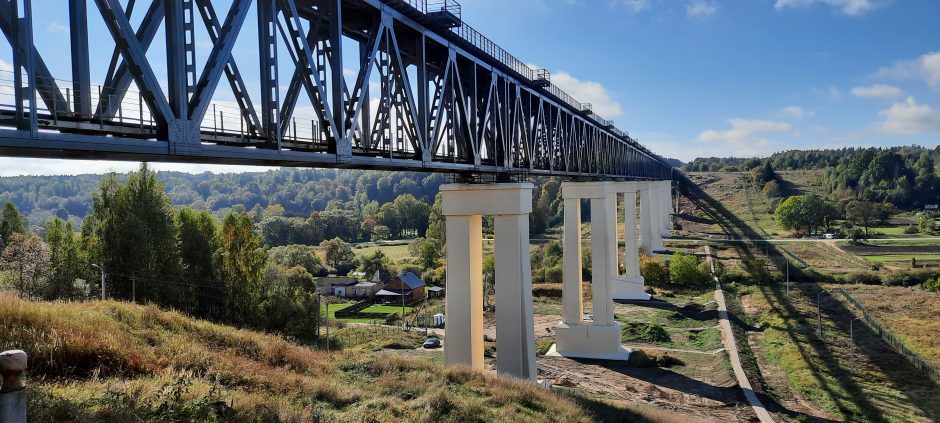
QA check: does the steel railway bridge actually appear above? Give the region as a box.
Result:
[0,0,673,180]
[1,0,684,385]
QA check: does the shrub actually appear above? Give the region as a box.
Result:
[925,277,940,293]
[845,272,882,285]
[639,255,669,287]
[620,322,670,343]
[669,253,711,287]
[903,225,919,235]
[532,283,562,298]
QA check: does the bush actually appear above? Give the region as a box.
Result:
[925,277,940,292]
[620,322,671,343]
[903,225,919,235]
[639,255,669,287]
[668,253,711,287]
[845,272,882,285]
[532,283,563,298]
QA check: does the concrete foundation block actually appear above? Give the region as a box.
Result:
[550,322,631,361]
[611,275,651,301]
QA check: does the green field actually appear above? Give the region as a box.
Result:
[352,242,413,262]
[320,303,353,319]
[361,304,414,315]
[862,254,940,263]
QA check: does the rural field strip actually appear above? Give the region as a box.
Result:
[705,246,776,423]
[674,237,940,243]
[625,345,725,356]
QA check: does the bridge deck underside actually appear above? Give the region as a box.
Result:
[0,0,672,180]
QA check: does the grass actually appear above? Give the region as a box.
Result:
[831,284,940,368]
[352,242,413,262]
[361,304,414,315]
[739,283,939,422]
[0,293,634,422]
[320,302,354,319]
[862,254,940,262]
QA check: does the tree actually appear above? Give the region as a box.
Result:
[0,202,26,250]
[267,244,325,277]
[320,237,357,274]
[44,218,85,299]
[1,233,51,297]
[176,208,222,315]
[359,249,392,279]
[219,212,267,325]
[87,164,180,303]
[775,195,838,235]
[668,253,711,287]
[844,199,890,238]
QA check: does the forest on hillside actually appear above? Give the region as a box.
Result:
[683,145,940,209]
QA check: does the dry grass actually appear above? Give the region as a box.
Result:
[833,284,940,368]
[0,293,611,422]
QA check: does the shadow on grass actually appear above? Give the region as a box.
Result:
[677,174,940,422]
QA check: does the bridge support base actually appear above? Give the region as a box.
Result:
[552,182,630,361]
[441,183,536,381]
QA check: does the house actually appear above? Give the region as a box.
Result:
[347,281,382,298]
[427,285,444,298]
[926,204,939,215]
[375,271,426,305]
[315,277,357,297]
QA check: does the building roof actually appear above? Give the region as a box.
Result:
[354,282,378,288]
[375,289,403,296]
[427,286,444,292]
[397,271,426,289]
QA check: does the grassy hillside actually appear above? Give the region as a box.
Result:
[0,294,614,422]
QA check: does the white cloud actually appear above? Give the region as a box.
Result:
[774,0,880,16]
[850,84,905,99]
[0,59,12,72]
[551,71,623,119]
[686,0,717,19]
[46,22,67,33]
[878,97,940,134]
[612,0,650,13]
[873,51,940,88]
[697,118,791,156]
[780,105,814,119]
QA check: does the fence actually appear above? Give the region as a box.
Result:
[837,288,940,383]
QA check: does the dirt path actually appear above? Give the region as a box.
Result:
[537,355,754,422]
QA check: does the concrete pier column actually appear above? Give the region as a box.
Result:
[610,183,649,300]
[442,213,484,369]
[644,182,666,252]
[561,197,583,324]
[441,183,536,381]
[551,182,631,361]
[494,213,537,380]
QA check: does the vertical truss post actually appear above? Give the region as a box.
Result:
[69,0,91,117]
[9,0,23,129]
[416,34,429,164]
[360,38,372,148]
[257,0,280,147]
[328,0,348,158]
[165,0,192,120]
[22,0,35,134]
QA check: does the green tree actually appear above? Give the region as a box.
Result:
[176,208,222,315]
[219,212,266,325]
[359,249,392,279]
[640,255,669,287]
[668,253,711,286]
[0,202,26,250]
[320,237,357,274]
[267,244,324,277]
[87,164,181,303]
[44,218,85,299]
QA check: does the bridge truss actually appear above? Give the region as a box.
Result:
[0,0,673,180]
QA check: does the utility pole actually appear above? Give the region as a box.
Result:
[91,264,105,300]
[131,276,136,303]
[401,286,406,331]
[817,290,827,338]
[786,260,790,297]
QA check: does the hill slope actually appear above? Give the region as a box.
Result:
[0,294,599,422]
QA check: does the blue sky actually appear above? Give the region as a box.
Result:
[1,0,938,175]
